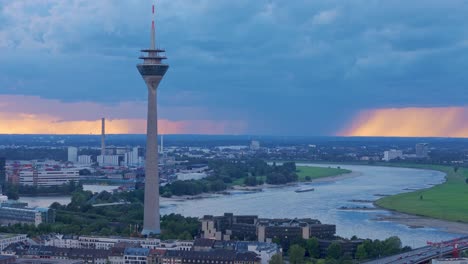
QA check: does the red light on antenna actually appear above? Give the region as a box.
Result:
[152,5,154,14]
[152,21,155,29]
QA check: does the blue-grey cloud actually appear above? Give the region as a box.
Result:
[1,0,468,135]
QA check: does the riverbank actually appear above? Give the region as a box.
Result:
[374,164,468,223]
[296,165,352,181]
[373,210,468,235]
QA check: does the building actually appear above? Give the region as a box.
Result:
[15,259,83,264]
[19,169,80,187]
[201,214,336,242]
[416,143,429,158]
[0,205,55,226]
[235,242,281,264]
[250,141,260,151]
[98,155,121,167]
[0,234,28,250]
[45,235,161,251]
[0,157,5,193]
[78,155,92,165]
[0,256,14,264]
[68,147,78,163]
[137,2,169,236]
[124,248,150,264]
[124,147,144,166]
[161,249,260,264]
[3,244,110,264]
[383,150,403,161]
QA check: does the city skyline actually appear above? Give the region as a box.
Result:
[1,0,468,137]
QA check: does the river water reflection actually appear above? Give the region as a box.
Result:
[161,164,460,248]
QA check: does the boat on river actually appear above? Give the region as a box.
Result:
[295,187,315,193]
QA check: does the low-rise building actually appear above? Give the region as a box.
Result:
[19,169,80,187]
[383,150,403,161]
[0,234,28,250]
[0,205,55,226]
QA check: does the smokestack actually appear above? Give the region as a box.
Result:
[161,135,164,154]
[101,118,105,156]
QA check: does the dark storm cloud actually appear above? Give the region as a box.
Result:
[0,0,467,135]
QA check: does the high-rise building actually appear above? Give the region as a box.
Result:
[415,143,429,158]
[67,147,78,163]
[137,2,169,236]
[250,140,260,151]
[78,155,92,165]
[124,147,144,166]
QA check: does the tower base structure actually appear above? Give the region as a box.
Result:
[141,228,161,236]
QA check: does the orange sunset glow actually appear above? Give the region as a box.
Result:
[339,107,468,137]
[0,112,246,135]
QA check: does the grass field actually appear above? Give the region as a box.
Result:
[375,164,468,223]
[296,166,351,181]
[231,176,266,186]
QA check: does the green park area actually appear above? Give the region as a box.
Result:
[376,164,468,223]
[296,166,351,181]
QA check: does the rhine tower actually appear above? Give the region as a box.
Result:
[137,2,169,235]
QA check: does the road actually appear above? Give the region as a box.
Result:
[363,236,468,264]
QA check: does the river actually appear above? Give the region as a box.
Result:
[160,164,460,248]
[18,164,462,247]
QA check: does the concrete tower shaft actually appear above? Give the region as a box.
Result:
[137,2,168,236]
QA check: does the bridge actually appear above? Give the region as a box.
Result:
[363,237,468,264]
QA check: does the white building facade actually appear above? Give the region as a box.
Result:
[383,150,403,161]
[19,169,80,187]
[68,147,78,163]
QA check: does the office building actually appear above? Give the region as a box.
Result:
[137,2,169,235]
[19,169,80,187]
[0,204,55,226]
[383,150,403,161]
[201,213,336,242]
[68,147,78,163]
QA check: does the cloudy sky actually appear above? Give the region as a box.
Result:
[1,0,468,136]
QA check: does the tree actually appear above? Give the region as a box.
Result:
[269,254,283,264]
[289,244,305,264]
[355,244,368,260]
[327,242,342,259]
[306,237,320,258]
[383,236,402,256]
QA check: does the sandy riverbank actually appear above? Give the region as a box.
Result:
[372,210,468,235]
